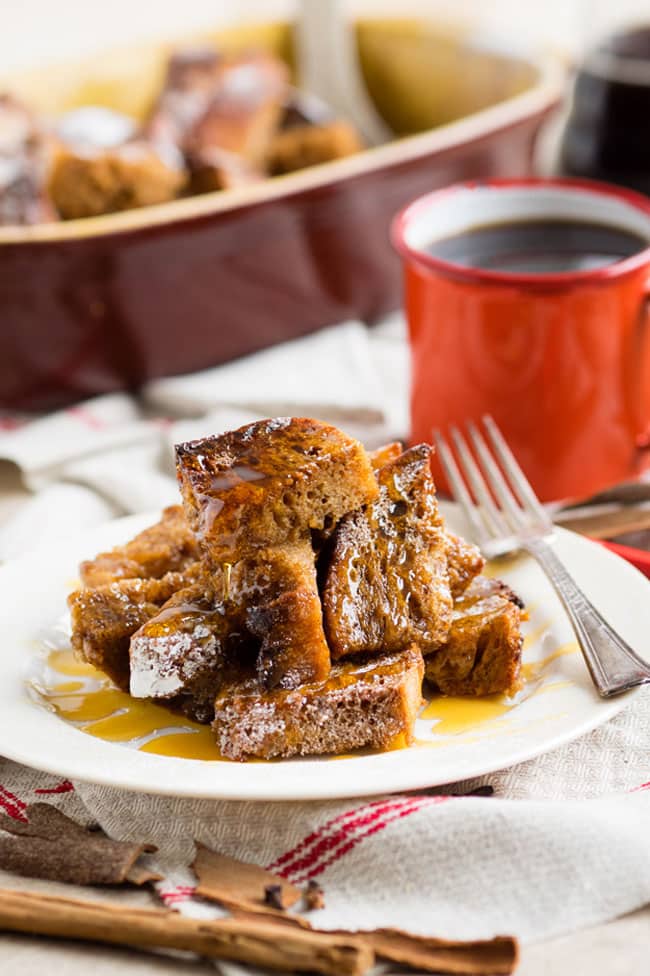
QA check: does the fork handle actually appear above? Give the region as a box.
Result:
[523,537,650,697]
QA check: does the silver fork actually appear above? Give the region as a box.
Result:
[434,416,650,698]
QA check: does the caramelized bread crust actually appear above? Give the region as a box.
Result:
[322,444,453,659]
[146,51,289,165]
[368,441,403,471]
[424,577,523,697]
[80,506,199,588]
[175,418,378,690]
[186,53,289,165]
[446,532,485,598]
[213,645,424,761]
[49,142,186,220]
[266,120,362,175]
[129,538,331,701]
[242,540,331,689]
[68,568,200,690]
[129,582,240,723]
[176,417,378,557]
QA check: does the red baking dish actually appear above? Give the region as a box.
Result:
[0,19,563,411]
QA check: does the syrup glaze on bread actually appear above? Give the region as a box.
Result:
[68,417,524,760]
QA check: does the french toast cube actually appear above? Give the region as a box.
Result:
[265,120,362,175]
[242,540,331,689]
[68,568,199,691]
[322,444,453,659]
[48,141,186,220]
[80,506,199,588]
[129,582,236,723]
[175,417,378,559]
[424,576,524,697]
[212,645,424,761]
[446,532,485,598]
[186,53,289,165]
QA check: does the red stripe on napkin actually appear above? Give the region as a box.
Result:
[0,784,27,822]
[274,795,450,884]
[160,886,196,905]
[35,779,75,795]
[272,798,418,880]
[296,795,450,882]
[267,798,401,873]
[66,406,107,430]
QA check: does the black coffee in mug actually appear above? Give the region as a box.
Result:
[561,26,650,194]
[425,219,647,274]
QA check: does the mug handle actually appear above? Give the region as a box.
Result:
[635,278,650,452]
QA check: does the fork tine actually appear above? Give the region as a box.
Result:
[466,420,527,531]
[482,415,551,526]
[433,430,489,546]
[449,425,510,537]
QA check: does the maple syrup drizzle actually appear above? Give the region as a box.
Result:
[422,640,579,736]
[32,625,578,760]
[223,562,232,601]
[36,649,224,761]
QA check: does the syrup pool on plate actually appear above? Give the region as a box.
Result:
[29,609,578,761]
[30,648,224,761]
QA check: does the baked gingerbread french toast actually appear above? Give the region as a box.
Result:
[79,505,199,588]
[424,577,524,697]
[213,645,424,761]
[68,417,524,760]
[322,444,453,659]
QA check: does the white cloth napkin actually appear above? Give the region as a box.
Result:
[0,315,649,959]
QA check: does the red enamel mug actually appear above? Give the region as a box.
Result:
[392,178,650,502]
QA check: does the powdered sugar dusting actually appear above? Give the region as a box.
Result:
[130,627,220,700]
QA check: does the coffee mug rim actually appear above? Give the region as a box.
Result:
[391,177,650,286]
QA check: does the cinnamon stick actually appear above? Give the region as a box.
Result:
[368,929,518,975]
[0,888,372,976]
[0,803,160,886]
[192,840,302,914]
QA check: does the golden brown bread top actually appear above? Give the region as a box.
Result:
[80,506,199,588]
[176,417,378,557]
[322,444,453,658]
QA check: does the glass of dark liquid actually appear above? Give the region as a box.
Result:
[561,25,650,193]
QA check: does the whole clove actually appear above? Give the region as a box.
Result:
[264,884,286,911]
[304,880,325,910]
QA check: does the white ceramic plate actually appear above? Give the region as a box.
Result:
[0,507,648,801]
